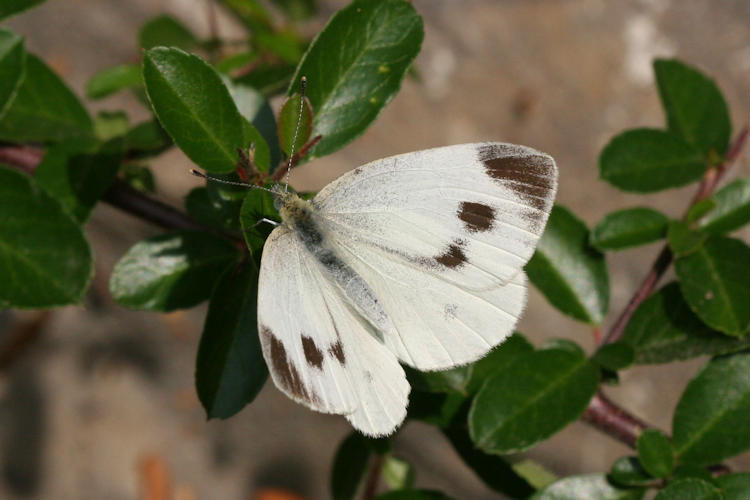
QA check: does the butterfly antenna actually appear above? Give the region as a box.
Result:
[285,76,307,194]
[190,169,275,194]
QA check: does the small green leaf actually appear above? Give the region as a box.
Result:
[591,207,669,251]
[667,220,707,258]
[237,62,296,97]
[86,64,142,99]
[215,51,256,74]
[674,236,750,336]
[653,478,722,500]
[217,0,274,33]
[93,110,130,140]
[142,47,248,173]
[222,78,277,169]
[0,53,93,142]
[526,204,610,324]
[121,164,155,193]
[716,473,750,499]
[593,342,635,371]
[34,138,124,223]
[700,177,750,234]
[195,260,267,418]
[239,189,280,254]
[109,230,239,311]
[139,14,197,50]
[673,350,750,465]
[331,432,372,500]
[469,347,599,454]
[636,429,674,478]
[671,465,714,483]
[622,283,750,364]
[277,92,312,156]
[0,165,92,308]
[289,0,424,158]
[376,490,455,500]
[599,128,705,193]
[270,0,316,21]
[654,59,731,157]
[0,30,25,119]
[685,198,716,225]
[407,391,466,429]
[531,474,645,500]
[608,456,654,487]
[382,456,415,490]
[0,0,45,20]
[123,119,172,158]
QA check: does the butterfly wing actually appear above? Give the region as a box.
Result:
[257,226,409,436]
[313,142,557,370]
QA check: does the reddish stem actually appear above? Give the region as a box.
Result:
[581,391,649,448]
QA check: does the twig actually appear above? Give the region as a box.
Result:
[271,135,322,182]
[601,126,749,345]
[361,454,384,500]
[0,311,52,371]
[581,391,649,448]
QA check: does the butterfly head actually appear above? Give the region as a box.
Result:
[272,186,313,228]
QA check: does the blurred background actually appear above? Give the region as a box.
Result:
[2,0,750,498]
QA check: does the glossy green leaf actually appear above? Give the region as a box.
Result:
[667,220,707,258]
[593,342,635,371]
[34,139,124,223]
[277,92,312,156]
[622,283,750,364]
[444,425,534,498]
[382,456,414,490]
[685,198,716,225]
[195,260,267,418]
[0,165,92,308]
[109,230,239,311]
[700,177,750,234]
[0,0,45,20]
[654,59,731,157]
[0,30,25,119]
[716,473,750,499]
[608,457,654,488]
[239,189,279,254]
[330,432,372,500]
[469,347,599,454]
[143,47,249,173]
[186,186,240,231]
[93,110,129,140]
[674,236,750,336]
[86,64,142,99]
[599,128,705,192]
[289,0,423,158]
[376,490,454,500]
[139,14,197,50]
[530,474,645,500]
[0,53,93,142]
[123,119,172,158]
[653,479,722,500]
[636,429,674,478]
[590,207,669,251]
[673,350,750,465]
[526,204,609,324]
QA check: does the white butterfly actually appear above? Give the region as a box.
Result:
[257,142,557,436]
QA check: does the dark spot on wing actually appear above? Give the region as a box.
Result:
[435,240,467,268]
[329,341,345,365]
[302,335,324,369]
[477,144,555,211]
[458,201,495,232]
[261,326,312,402]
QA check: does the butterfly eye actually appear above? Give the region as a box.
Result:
[273,197,283,212]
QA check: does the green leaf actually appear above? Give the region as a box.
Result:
[530,474,645,500]
[239,189,279,254]
[195,260,267,418]
[123,119,172,158]
[186,187,238,231]
[673,350,750,465]
[222,78,277,169]
[382,456,415,490]
[674,236,750,336]
[121,163,155,193]
[0,165,92,308]
[700,177,750,234]
[237,62,296,97]
[469,347,599,453]
[622,283,750,364]
[590,207,669,251]
[608,456,654,487]
[654,59,731,157]
[0,0,45,20]
[599,128,705,192]
[34,139,124,223]
[109,230,239,311]
[444,425,535,498]
[0,53,93,142]
[407,391,466,429]
[653,479,722,500]
[86,64,142,99]
[277,92,312,156]
[93,110,130,140]
[405,365,471,395]
[217,0,274,32]
[526,204,609,324]
[716,473,750,499]
[593,342,635,371]
[465,333,535,394]
[667,220,707,258]
[331,432,372,500]
[215,51,256,74]
[142,47,248,173]
[270,0,316,21]
[139,14,197,50]
[0,30,25,119]
[671,465,714,483]
[376,490,455,500]
[289,0,424,158]
[636,429,674,478]
[685,198,716,225]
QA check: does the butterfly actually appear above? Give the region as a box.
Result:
[255,142,557,436]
